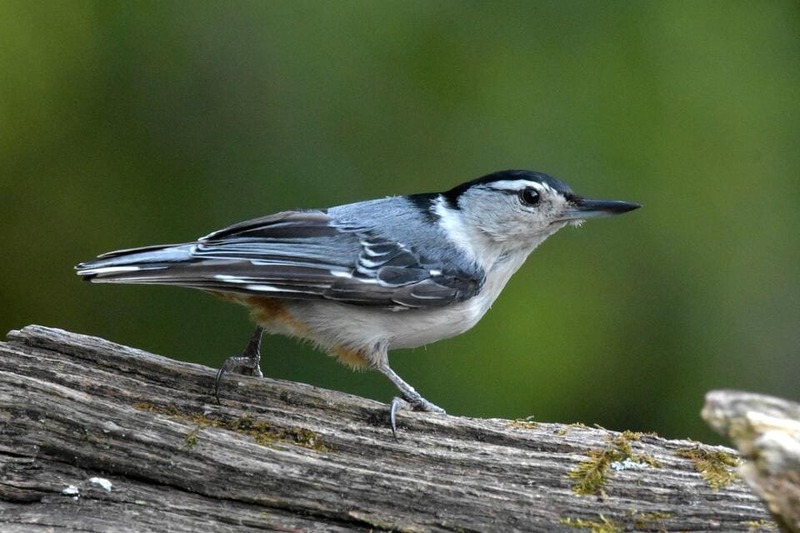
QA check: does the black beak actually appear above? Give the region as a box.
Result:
[562,197,641,221]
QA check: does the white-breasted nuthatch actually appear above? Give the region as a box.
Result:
[76,169,640,434]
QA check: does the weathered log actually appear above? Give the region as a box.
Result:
[0,325,775,531]
[703,390,800,532]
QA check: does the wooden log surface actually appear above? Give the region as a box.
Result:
[703,390,800,532]
[0,325,776,532]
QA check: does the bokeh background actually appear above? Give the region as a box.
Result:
[2,1,798,444]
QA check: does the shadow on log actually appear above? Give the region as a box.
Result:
[0,325,776,532]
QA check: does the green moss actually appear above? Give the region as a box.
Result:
[675,446,739,490]
[508,416,539,430]
[629,510,672,529]
[555,422,590,436]
[569,448,617,495]
[229,415,329,451]
[133,401,158,412]
[568,432,660,496]
[562,510,674,531]
[184,427,199,449]
[133,402,329,452]
[744,519,779,531]
[560,515,621,532]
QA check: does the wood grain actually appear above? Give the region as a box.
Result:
[0,325,775,532]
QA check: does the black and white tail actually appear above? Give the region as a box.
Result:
[76,243,198,285]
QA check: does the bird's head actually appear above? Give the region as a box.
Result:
[437,169,640,260]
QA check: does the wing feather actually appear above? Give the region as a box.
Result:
[77,209,483,309]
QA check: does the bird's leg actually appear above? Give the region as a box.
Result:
[374,360,446,437]
[214,325,265,401]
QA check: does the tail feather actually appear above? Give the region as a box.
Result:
[76,243,196,283]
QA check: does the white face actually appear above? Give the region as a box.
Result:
[456,179,574,247]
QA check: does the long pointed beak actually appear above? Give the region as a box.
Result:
[561,197,641,221]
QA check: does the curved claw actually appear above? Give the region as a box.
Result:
[214,366,225,404]
[213,326,265,402]
[375,360,446,437]
[388,396,447,439]
[389,397,409,439]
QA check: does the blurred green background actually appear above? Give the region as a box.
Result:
[2,1,798,444]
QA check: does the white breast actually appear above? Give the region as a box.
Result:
[280,249,530,354]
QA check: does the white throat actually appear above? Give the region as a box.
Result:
[432,195,563,273]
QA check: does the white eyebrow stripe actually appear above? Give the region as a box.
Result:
[484,179,549,193]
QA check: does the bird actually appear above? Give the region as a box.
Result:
[76,169,640,435]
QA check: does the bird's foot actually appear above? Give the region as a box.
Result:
[389,394,446,439]
[213,326,265,402]
[373,359,446,438]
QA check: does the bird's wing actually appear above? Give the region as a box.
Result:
[77,210,483,309]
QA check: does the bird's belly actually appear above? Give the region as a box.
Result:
[279,296,491,352]
[385,300,488,349]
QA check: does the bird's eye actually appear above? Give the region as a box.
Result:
[519,188,541,206]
